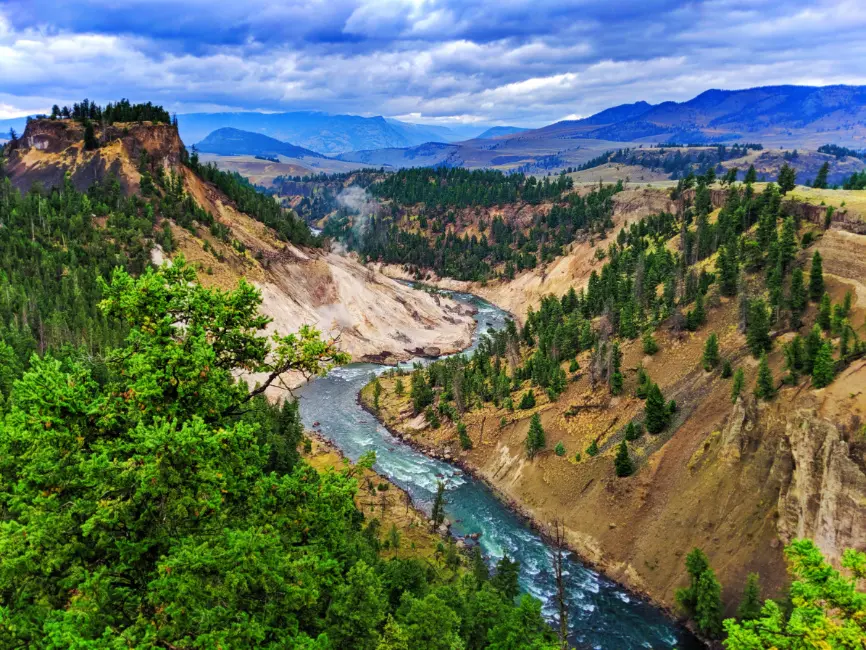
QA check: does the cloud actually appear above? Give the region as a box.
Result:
[1,0,865,127]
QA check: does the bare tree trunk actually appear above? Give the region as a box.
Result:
[550,518,569,649]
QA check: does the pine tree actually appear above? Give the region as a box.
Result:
[642,330,659,355]
[702,333,720,371]
[778,217,797,271]
[431,481,446,530]
[813,162,830,189]
[614,440,634,477]
[491,554,520,601]
[525,413,546,459]
[745,165,757,184]
[645,382,668,434]
[737,573,762,621]
[805,324,823,374]
[818,293,832,331]
[518,390,536,410]
[624,421,643,441]
[83,120,99,150]
[717,244,739,297]
[811,340,835,389]
[721,359,733,378]
[394,378,404,396]
[731,368,745,403]
[586,439,599,456]
[746,298,772,357]
[789,266,807,329]
[754,353,775,400]
[778,163,797,194]
[676,548,724,638]
[609,342,623,395]
[809,251,824,302]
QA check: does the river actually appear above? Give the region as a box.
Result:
[295,289,700,649]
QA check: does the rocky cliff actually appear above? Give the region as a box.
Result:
[5,119,475,367]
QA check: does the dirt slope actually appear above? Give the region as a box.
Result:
[7,119,475,366]
[365,219,866,614]
[376,188,677,322]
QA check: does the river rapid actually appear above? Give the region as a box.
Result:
[295,289,701,650]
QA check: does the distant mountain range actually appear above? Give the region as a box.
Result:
[535,85,866,145]
[175,111,487,155]
[195,128,326,160]
[475,126,529,139]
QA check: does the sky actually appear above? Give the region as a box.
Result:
[2,0,866,127]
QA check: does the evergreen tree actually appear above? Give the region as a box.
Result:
[491,555,521,602]
[811,340,836,389]
[83,120,99,150]
[818,292,832,331]
[614,440,634,477]
[777,163,796,194]
[676,548,723,638]
[642,330,659,355]
[754,353,775,400]
[377,616,410,650]
[702,333,720,371]
[395,378,405,396]
[813,161,830,189]
[789,266,807,329]
[624,421,643,441]
[554,441,566,456]
[609,342,623,395]
[518,390,536,409]
[737,573,762,622]
[526,413,546,459]
[809,251,824,302]
[645,382,668,434]
[721,359,733,378]
[717,244,739,297]
[431,481,446,530]
[805,324,824,374]
[746,299,772,357]
[778,217,797,271]
[586,439,599,456]
[745,165,758,184]
[731,368,745,403]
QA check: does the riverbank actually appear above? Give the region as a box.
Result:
[357,381,706,646]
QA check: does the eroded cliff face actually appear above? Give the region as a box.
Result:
[6,119,476,367]
[774,405,866,563]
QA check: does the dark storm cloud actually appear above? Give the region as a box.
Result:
[1,0,865,126]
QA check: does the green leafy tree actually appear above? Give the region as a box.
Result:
[811,340,836,389]
[327,560,387,650]
[377,615,410,650]
[487,594,559,650]
[736,573,762,622]
[703,333,720,371]
[645,382,668,434]
[526,413,546,459]
[809,251,824,302]
[400,593,463,650]
[723,540,866,650]
[614,440,634,477]
[754,352,776,400]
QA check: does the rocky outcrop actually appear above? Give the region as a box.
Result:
[775,409,866,564]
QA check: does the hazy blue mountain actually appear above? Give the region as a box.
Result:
[475,126,529,139]
[177,111,484,155]
[195,128,326,159]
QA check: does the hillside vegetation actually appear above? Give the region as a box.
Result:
[361,168,866,642]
